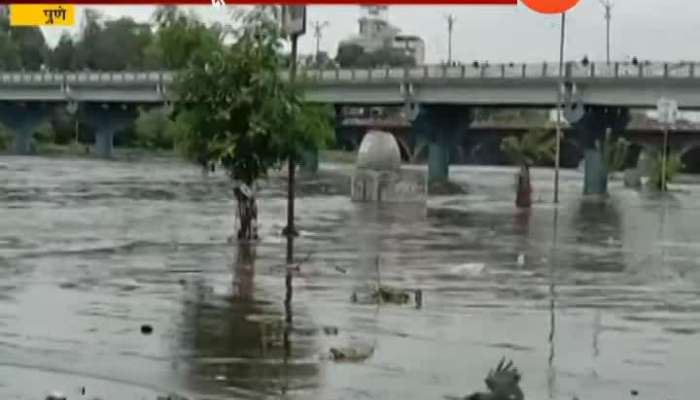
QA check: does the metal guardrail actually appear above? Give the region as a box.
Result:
[0,62,698,86]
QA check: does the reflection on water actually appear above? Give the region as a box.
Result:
[1,157,700,400]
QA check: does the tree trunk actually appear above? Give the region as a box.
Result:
[234,184,259,242]
[233,243,255,301]
[515,164,532,208]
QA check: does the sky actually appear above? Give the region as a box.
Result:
[38,1,700,64]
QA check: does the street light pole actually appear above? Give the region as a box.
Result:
[445,14,455,65]
[285,33,299,265]
[311,21,329,66]
[554,12,566,204]
[600,0,613,65]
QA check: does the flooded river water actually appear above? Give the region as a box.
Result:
[2,155,700,400]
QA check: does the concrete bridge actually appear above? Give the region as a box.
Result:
[2,61,700,194]
[2,62,700,107]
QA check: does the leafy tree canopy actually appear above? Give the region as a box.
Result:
[336,42,415,68]
[148,6,223,69]
[134,106,179,150]
[501,128,556,167]
[173,9,333,185]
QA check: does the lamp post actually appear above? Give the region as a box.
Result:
[310,20,329,66]
[281,5,306,264]
[445,14,455,65]
[600,0,613,65]
[554,12,566,204]
[281,6,306,329]
[656,98,677,192]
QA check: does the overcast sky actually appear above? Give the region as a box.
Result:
[39,1,700,64]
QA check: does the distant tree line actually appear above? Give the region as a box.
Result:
[0,5,415,72]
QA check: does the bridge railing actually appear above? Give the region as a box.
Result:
[0,62,698,85]
[0,71,175,85]
[294,61,700,81]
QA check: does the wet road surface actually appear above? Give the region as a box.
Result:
[1,156,700,400]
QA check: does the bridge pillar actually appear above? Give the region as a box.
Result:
[574,107,630,195]
[413,105,472,183]
[81,103,137,158]
[0,102,50,155]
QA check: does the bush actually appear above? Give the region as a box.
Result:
[648,150,683,191]
[50,108,78,145]
[134,107,178,150]
[34,121,55,144]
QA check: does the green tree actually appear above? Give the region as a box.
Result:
[336,43,365,68]
[50,32,78,70]
[173,9,332,241]
[49,106,77,144]
[335,42,415,68]
[599,129,629,175]
[148,6,223,69]
[11,27,49,70]
[648,150,683,191]
[71,11,154,71]
[75,9,103,69]
[0,29,21,69]
[134,107,178,150]
[94,18,153,70]
[501,128,556,208]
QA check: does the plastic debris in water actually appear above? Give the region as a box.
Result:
[450,263,486,276]
[329,344,375,362]
[45,392,67,400]
[517,253,526,267]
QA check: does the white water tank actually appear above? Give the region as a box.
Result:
[356,130,401,171]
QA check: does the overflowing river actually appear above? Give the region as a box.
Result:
[1,155,700,400]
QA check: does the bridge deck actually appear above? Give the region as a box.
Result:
[1,61,700,108]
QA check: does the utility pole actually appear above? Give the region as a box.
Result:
[600,0,613,65]
[445,14,456,65]
[554,12,566,204]
[310,20,329,66]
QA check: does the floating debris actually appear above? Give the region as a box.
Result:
[329,344,375,362]
[322,326,339,335]
[45,392,67,400]
[449,263,486,276]
[334,265,348,274]
[351,284,422,307]
[449,357,524,400]
[140,324,153,335]
[372,285,411,304]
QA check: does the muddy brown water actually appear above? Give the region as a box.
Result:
[1,156,700,400]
